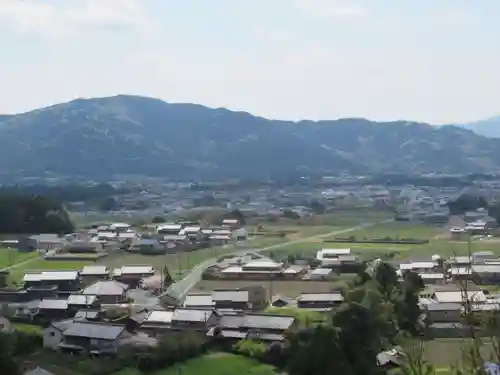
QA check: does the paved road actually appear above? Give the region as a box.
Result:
[165,219,392,301]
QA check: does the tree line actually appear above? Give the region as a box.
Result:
[0,183,120,203]
[0,193,74,234]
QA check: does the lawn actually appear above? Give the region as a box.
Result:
[153,353,278,375]
[0,248,38,269]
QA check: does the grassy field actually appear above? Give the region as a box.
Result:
[340,221,441,240]
[154,353,278,375]
[194,279,354,298]
[111,353,279,375]
[0,248,39,269]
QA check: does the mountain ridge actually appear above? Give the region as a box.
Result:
[0,94,499,180]
[461,116,500,138]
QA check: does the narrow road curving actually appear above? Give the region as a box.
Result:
[166,219,392,300]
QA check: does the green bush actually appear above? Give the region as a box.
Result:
[233,340,267,360]
[137,332,207,373]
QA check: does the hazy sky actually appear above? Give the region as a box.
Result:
[0,0,499,124]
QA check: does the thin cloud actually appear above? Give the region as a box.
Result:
[0,0,150,39]
[295,0,367,19]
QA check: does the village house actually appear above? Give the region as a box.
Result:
[209,234,231,246]
[471,264,500,284]
[162,234,190,251]
[296,292,344,310]
[423,302,462,324]
[419,273,446,285]
[320,254,363,273]
[23,271,81,292]
[37,298,72,321]
[95,231,118,241]
[82,280,128,304]
[44,319,76,349]
[26,234,66,251]
[170,308,220,331]
[108,223,131,233]
[157,224,182,235]
[130,239,164,254]
[399,261,437,274]
[183,294,214,309]
[212,290,251,310]
[180,226,204,241]
[232,228,248,241]
[210,313,296,342]
[212,286,267,311]
[9,299,40,321]
[140,310,174,333]
[309,268,333,281]
[67,294,100,311]
[64,241,102,254]
[80,265,110,282]
[430,283,486,304]
[219,260,286,280]
[112,265,155,285]
[448,256,472,268]
[45,318,156,354]
[56,321,130,354]
[316,248,351,261]
[221,219,240,228]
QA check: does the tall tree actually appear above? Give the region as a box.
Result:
[373,262,399,301]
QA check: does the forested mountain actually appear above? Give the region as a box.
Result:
[1,95,500,180]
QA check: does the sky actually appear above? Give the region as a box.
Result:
[0,0,499,124]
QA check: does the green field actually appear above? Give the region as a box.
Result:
[155,353,278,375]
[0,248,39,269]
[343,221,441,240]
[111,353,279,375]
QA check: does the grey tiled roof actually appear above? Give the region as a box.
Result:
[38,299,69,310]
[63,322,124,340]
[83,281,128,296]
[219,313,295,330]
[297,293,344,302]
[68,294,97,305]
[81,265,109,276]
[172,309,214,322]
[212,290,249,302]
[183,294,213,307]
